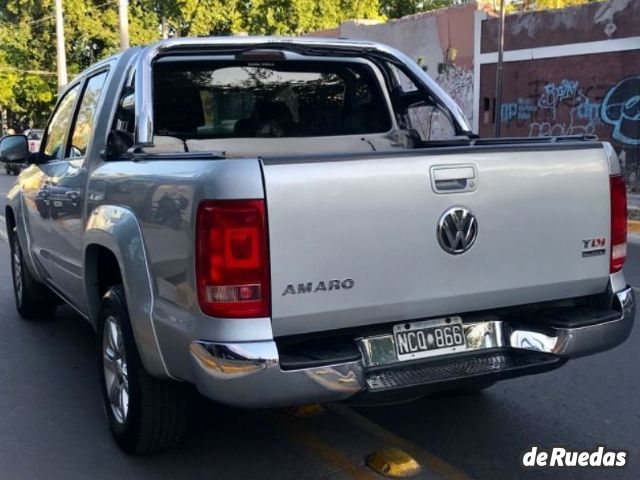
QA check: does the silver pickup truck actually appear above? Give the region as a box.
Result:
[1,37,635,454]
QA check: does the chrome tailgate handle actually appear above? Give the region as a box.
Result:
[430,165,477,193]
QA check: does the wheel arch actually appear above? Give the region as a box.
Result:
[84,204,171,379]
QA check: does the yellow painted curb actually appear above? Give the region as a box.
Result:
[629,220,640,235]
[366,447,422,478]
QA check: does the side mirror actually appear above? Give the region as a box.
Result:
[0,135,29,164]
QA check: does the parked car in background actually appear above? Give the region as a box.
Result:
[26,129,44,153]
[1,37,635,455]
[2,133,23,175]
[2,129,43,175]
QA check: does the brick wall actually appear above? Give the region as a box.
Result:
[478,0,640,190]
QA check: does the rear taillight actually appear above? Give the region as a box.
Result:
[610,175,627,273]
[196,200,270,318]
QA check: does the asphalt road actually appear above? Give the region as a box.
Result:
[0,171,638,480]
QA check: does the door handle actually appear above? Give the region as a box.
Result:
[430,165,477,193]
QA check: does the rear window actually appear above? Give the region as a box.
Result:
[152,61,392,139]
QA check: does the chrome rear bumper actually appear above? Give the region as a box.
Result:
[189,287,635,408]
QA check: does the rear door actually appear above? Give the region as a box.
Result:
[263,145,612,336]
[42,69,109,308]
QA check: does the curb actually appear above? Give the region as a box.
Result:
[628,216,640,244]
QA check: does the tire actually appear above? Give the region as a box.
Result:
[9,227,57,319]
[97,285,190,454]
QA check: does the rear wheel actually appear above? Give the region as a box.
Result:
[98,285,190,454]
[9,228,57,319]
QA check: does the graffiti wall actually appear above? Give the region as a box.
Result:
[332,3,478,132]
[479,50,640,190]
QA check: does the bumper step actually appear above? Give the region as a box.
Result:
[366,350,562,392]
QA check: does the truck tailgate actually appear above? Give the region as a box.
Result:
[262,145,611,336]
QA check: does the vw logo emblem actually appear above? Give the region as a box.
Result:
[437,207,478,255]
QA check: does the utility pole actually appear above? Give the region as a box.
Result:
[161,17,169,39]
[118,0,129,50]
[494,0,506,137]
[55,0,68,91]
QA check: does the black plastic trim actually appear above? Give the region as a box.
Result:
[261,140,604,165]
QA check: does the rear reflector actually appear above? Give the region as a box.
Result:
[610,175,627,273]
[196,200,270,318]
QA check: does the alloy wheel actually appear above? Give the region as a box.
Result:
[103,316,129,425]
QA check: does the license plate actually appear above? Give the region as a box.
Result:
[393,317,467,361]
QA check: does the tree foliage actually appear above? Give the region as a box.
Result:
[0,0,602,129]
[0,0,159,126]
[531,0,597,9]
[379,0,457,19]
[0,0,386,128]
[248,0,382,35]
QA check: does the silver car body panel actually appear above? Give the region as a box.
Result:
[85,157,271,380]
[83,204,170,377]
[264,145,611,336]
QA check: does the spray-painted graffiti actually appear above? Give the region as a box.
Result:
[430,65,473,139]
[530,79,600,137]
[601,76,640,146]
[501,98,537,122]
[501,76,640,146]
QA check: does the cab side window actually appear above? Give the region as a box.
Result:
[42,84,80,161]
[69,71,108,157]
[390,65,457,141]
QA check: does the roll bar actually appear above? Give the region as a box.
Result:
[132,36,473,146]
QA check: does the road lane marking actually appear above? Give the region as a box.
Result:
[329,404,473,480]
[0,214,6,242]
[268,411,379,480]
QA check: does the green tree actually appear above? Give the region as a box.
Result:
[531,0,597,9]
[152,0,244,36]
[505,0,600,11]
[246,0,382,35]
[0,0,164,127]
[0,0,59,127]
[380,0,457,19]
[0,0,403,128]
